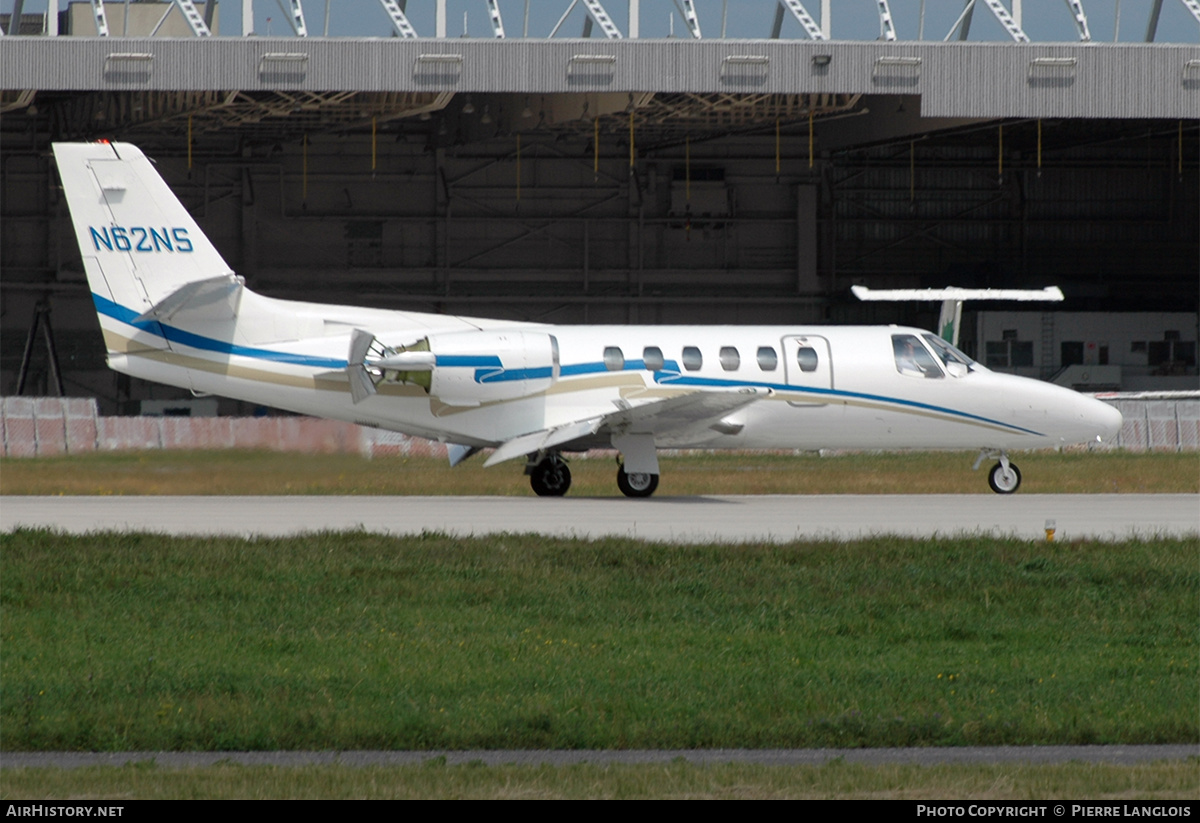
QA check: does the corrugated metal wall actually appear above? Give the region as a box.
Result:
[2,39,1196,118]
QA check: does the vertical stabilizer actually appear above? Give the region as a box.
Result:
[53,142,234,315]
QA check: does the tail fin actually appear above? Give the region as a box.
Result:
[53,141,235,315]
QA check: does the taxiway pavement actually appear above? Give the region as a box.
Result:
[3,494,1196,541]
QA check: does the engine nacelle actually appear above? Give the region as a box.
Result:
[429,330,559,406]
[351,329,559,406]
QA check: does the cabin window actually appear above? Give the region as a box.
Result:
[795,346,819,373]
[892,334,943,378]
[603,346,625,371]
[756,346,778,371]
[719,346,740,371]
[643,346,664,371]
[682,346,703,371]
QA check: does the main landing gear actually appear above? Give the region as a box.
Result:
[617,464,659,498]
[525,452,662,498]
[975,450,1022,494]
[528,453,571,497]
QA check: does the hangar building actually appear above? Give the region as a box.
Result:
[1,0,1196,412]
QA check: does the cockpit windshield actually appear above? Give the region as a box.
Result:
[922,334,977,371]
[892,334,943,378]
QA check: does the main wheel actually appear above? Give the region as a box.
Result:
[988,461,1021,494]
[530,458,571,497]
[617,466,659,498]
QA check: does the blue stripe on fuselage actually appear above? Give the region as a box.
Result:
[94,293,1040,435]
[92,293,348,369]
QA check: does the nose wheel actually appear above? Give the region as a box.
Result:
[529,454,571,497]
[987,460,1022,494]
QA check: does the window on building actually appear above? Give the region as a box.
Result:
[1062,341,1084,367]
[987,336,1034,368]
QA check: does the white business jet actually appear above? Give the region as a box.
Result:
[53,142,1122,497]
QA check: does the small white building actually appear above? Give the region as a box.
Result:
[975,312,1198,392]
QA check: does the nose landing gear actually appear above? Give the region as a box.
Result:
[975,449,1022,494]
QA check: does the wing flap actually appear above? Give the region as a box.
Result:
[483,416,606,467]
[482,387,771,467]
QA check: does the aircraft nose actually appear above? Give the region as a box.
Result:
[1089,396,1124,442]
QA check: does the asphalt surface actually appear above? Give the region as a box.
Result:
[2,494,1196,541]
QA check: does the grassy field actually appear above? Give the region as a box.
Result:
[1,450,1195,496]
[3,760,1198,800]
[3,530,1195,753]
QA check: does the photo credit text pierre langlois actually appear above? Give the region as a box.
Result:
[916,807,1193,818]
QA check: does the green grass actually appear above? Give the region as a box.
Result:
[3,760,1198,800]
[3,530,1195,752]
[1,450,1195,496]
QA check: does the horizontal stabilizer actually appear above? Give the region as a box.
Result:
[134,274,244,323]
[851,286,1064,302]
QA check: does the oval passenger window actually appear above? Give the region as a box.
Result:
[719,346,740,371]
[796,346,818,373]
[603,346,624,371]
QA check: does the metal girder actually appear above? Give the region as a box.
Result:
[48,90,453,142]
[1179,0,1200,26]
[981,0,1030,42]
[946,0,975,40]
[582,0,622,39]
[275,0,307,37]
[1146,0,1163,40]
[0,89,37,113]
[877,0,897,41]
[90,0,109,36]
[378,0,418,38]
[1,0,18,35]
[173,0,212,37]
[486,0,505,38]
[674,0,702,39]
[774,0,826,41]
[1062,0,1090,41]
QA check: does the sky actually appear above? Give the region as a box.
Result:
[7,0,1200,42]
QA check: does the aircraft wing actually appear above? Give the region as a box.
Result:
[482,387,770,467]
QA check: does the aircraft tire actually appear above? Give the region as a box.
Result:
[617,466,659,498]
[988,461,1021,494]
[530,458,571,497]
